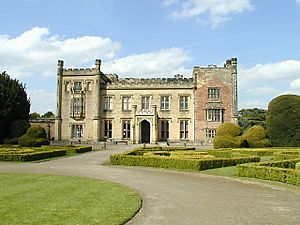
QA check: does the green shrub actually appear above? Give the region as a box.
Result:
[9,120,30,138]
[242,125,271,148]
[0,149,66,162]
[266,94,300,147]
[18,125,49,147]
[295,162,300,170]
[216,123,241,137]
[213,135,241,149]
[110,148,259,171]
[237,159,300,186]
[26,125,47,138]
[3,137,19,145]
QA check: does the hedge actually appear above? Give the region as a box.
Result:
[110,153,259,171]
[237,159,300,186]
[40,146,92,154]
[273,151,300,160]
[0,149,66,162]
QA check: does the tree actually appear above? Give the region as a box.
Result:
[42,111,55,118]
[29,112,41,119]
[238,108,267,131]
[266,94,300,147]
[0,71,30,143]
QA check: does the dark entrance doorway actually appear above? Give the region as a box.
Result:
[140,120,150,143]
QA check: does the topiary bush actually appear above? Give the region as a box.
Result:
[213,123,242,149]
[18,125,49,147]
[266,94,300,147]
[242,125,271,148]
[213,135,242,149]
[216,122,241,137]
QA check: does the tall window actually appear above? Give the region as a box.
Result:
[180,96,188,110]
[160,120,169,140]
[122,120,131,139]
[122,96,132,111]
[104,97,113,111]
[72,125,83,138]
[208,88,220,99]
[161,96,170,111]
[180,120,188,140]
[141,96,150,110]
[71,97,84,116]
[73,82,82,92]
[206,109,224,122]
[104,120,112,139]
[205,129,217,138]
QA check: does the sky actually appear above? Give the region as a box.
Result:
[1,0,300,114]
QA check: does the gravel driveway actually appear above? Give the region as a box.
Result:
[0,145,299,225]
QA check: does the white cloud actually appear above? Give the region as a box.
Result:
[289,78,300,90]
[245,87,278,95]
[0,27,193,113]
[238,59,300,110]
[239,60,300,86]
[102,48,192,77]
[0,27,121,79]
[164,0,254,28]
[27,89,56,114]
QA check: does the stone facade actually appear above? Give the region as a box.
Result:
[55,58,237,144]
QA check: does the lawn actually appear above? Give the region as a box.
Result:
[0,173,141,225]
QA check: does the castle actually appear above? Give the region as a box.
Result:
[55,58,238,144]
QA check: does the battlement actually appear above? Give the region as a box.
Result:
[193,57,237,70]
[62,68,98,76]
[106,76,194,89]
[58,59,101,76]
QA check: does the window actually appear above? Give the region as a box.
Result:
[72,125,83,138]
[206,109,224,122]
[161,96,170,111]
[160,120,169,140]
[141,96,150,110]
[71,97,84,116]
[73,82,82,92]
[180,120,188,140]
[180,96,188,110]
[122,96,132,111]
[104,97,113,111]
[104,120,112,139]
[122,120,131,139]
[208,88,220,99]
[205,129,217,138]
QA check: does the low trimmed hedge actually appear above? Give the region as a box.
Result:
[237,159,300,186]
[0,149,66,162]
[0,145,92,162]
[110,153,259,171]
[40,146,92,154]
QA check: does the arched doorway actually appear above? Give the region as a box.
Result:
[140,120,151,143]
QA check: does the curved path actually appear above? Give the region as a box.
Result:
[0,145,300,225]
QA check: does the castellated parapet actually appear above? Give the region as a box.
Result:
[55,58,238,144]
[106,76,194,90]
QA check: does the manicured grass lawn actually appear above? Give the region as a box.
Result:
[201,156,274,177]
[0,173,141,225]
[202,166,237,177]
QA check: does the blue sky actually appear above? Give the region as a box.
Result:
[1,0,300,113]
